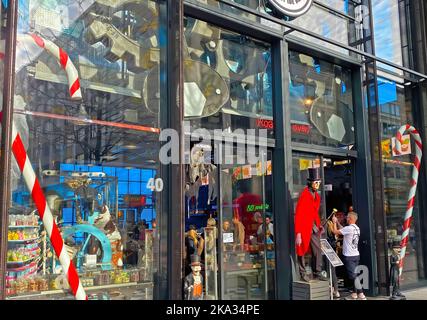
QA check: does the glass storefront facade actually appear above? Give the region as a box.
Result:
[1,0,427,300]
[0,0,168,300]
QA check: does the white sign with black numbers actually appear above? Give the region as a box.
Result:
[268,0,313,17]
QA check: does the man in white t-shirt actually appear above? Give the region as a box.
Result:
[332,211,367,300]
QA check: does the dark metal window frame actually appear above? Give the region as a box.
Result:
[187,0,427,82]
[0,0,19,301]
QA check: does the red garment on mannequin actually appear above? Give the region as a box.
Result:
[295,186,321,256]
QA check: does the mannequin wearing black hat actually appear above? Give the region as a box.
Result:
[295,167,328,282]
[389,240,406,300]
[184,254,204,300]
[185,225,204,275]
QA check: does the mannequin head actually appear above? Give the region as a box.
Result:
[307,168,321,191]
[222,220,230,231]
[309,180,321,191]
[191,265,201,275]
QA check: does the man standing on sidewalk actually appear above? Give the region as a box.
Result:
[332,211,367,300]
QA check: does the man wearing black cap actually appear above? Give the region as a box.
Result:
[295,167,328,282]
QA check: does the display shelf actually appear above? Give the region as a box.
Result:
[8,225,39,229]
[7,257,36,266]
[8,237,40,243]
[6,281,153,300]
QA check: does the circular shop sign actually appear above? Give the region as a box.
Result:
[268,0,313,17]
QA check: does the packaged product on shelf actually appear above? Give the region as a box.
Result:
[5,286,16,297]
[28,278,38,292]
[13,279,29,295]
[121,271,130,283]
[129,269,140,282]
[139,268,147,282]
[36,277,49,291]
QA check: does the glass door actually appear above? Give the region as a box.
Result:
[219,148,274,300]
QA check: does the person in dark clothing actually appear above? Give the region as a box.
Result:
[389,239,406,300]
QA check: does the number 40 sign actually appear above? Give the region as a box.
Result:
[146,178,164,192]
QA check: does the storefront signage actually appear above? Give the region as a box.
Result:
[256,119,274,129]
[246,203,270,212]
[267,0,313,18]
[291,123,311,135]
[124,195,146,207]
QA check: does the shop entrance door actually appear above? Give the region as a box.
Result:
[292,152,354,280]
[292,152,354,221]
[323,157,353,221]
[217,148,275,300]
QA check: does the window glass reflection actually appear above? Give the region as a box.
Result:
[6,0,164,300]
[184,16,274,138]
[289,51,355,148]
[378,76,425,285]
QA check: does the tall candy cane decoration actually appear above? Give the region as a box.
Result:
[1,34,82,100]
[0,112,87,300]
[393,125,423,276]
[28,33,82,100]
[0,33,85,299]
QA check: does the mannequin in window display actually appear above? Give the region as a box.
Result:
[184,254,204,300]
[185,225,204,275]
[295,167,328,282]
[389,240,406,300]
[94,205,123,267]
[204,216,218,253]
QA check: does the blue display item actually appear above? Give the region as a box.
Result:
[62,224,112,271]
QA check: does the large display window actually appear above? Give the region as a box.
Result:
[192,0,360,55]
[182,15,276,300]
[2,0,166,300]
[289,51,355,149]
[183,16,274,139]
[219,149,274,300]
[378,76,425,286]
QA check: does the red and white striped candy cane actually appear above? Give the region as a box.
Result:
[27,33,82,100]
[1,35,82,99]
[393,124,423,276]
[0,112,87,300]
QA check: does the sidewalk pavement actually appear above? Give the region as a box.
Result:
[364,287,427,300]
[336,287,427,300]
[400,287,427,300]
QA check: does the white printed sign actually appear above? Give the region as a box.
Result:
[223,233,234,244]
